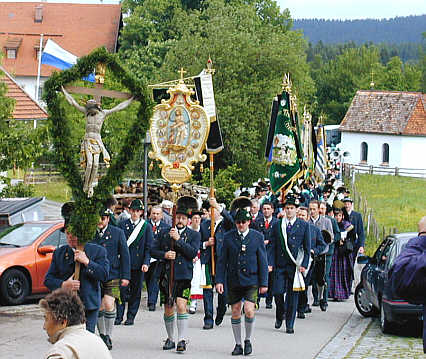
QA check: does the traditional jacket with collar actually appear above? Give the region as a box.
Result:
[200,209,234,266]
[216,228,268,289]
[118,218,153,270]
[309,215,333,242]
[91,224,130,281]
[326,215,341,256]
[256,216,279,264]
[44,243,109,310]
[151,226,200,281]
[149,219,171,241]
[308,222,328,256]
[348,210,365,248]
[269,217,311,271]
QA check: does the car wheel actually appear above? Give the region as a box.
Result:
[355,283,377,317]
[0,269,30,305]
[380,301,394,334]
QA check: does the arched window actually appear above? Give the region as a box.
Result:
[360,142,368,162]
[382,143,389,164]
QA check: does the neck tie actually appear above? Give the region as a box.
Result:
[153,224,157,232]
[265,220,269,229]
[287,222,292,232]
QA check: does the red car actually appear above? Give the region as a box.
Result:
[0,221,65,305]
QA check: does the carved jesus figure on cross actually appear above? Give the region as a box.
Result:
[61,85,134,197]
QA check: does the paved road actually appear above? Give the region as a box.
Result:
[0,294,355,359]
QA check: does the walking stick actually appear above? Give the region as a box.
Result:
[209,153,216,277]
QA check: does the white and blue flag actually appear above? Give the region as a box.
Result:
[41,39,94,82]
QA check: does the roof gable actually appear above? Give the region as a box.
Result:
[0,2,122,77]
[0,65,48,120]
[340,90,426,136]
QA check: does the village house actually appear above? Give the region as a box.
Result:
[339,90,426,175]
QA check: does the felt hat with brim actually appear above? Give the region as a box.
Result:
[130,199,144,210]
[99,208,113,217]
[342,197,353,203]
[60,202,75,232]
[175,196,199,217]
[230,196,252,213]
[284,194,300,207]
[234,208,251,222]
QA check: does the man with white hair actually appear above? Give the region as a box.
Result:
[161,200,173,226]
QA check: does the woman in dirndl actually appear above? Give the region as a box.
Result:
[328,208,355,301]
[189,211,204,314]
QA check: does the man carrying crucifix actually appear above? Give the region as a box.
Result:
[61,86,134,197]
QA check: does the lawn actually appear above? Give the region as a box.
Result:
[33,181,72,203]
[354,174,426,253]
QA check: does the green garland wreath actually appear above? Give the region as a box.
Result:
[43,47,153,243]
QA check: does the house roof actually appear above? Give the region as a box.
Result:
[340,90,426,136]
[0,65,48,120]
[0,2,122,77]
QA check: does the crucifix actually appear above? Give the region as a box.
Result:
[62,63,134,197]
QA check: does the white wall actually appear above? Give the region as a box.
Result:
[400,136,426,169]
[340,132,403,167]
[14,76,48,102]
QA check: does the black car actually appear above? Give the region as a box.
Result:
[355,232,423,333]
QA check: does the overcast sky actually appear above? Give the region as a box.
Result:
[277,0,426,20]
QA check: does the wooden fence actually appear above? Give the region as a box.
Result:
[344,163,426,178]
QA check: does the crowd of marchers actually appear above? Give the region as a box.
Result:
[39,169,370,358]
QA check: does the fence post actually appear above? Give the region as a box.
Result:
[366,209,372,235]
[395,167,399,176]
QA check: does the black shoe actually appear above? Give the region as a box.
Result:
[148,304,156,312]
[304,305,312,313]
[215,314,224,326]
[297,312,305,319]
[203,323,213,330]
[100,334,107,346]
[105,335,112,350]
[265,303,272,309]
[274,319,283,329]
[232,344,243,356]
[320,300,327,312]
[124,318,134,326]
[312,300,320,307]
[286,328,294,334]
[114,318,122,325]
[243,340,252,356]
[176,340,186,352]
[163,338,176,350]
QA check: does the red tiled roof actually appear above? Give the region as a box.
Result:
[0,2,122,77]
[0,65,47,120]
[340,90,426,136]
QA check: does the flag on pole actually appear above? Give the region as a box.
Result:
[268,88,303,194]
[265,94,281,161]
[194,70,223,153]
[315,123,326,182]
[41,39,94,82]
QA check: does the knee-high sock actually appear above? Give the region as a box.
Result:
[164,314,175,341]
[104,310,116,337]
[97,310,106,335]
[244,315,255,340]
[177,313,189,342]
[231,317,242,345]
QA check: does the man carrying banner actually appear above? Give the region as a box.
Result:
[269,194,311,334]
[117,199,153,326]
[216,208,268,356]
[200,197,234,329]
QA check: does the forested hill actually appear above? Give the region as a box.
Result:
[293,15,425,44]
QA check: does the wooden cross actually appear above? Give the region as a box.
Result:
[64,63,132,104]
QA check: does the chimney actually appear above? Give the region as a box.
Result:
[34,5,43,23]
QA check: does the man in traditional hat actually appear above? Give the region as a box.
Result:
[342,197,365,264]
[116,199,153,325]
[269,194,311,334]
[216,208,268,356]
[44,203,110,334]
[91,208,130,349]
[151,199,201,352]
[146,205,171,311]
[200,197,234,329]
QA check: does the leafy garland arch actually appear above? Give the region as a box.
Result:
[43,47,153,243]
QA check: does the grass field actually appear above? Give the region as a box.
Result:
[33,181,72,203]
[354,174,426,253]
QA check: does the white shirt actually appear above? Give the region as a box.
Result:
[238,228,250,239]
[285,216,297,227]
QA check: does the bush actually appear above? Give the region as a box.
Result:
[0,182,35,198]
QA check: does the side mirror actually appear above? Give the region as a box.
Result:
[357,255,370,264]
[37,245,56,255]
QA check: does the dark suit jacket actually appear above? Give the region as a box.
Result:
[308,223,328,256]
[149,219,171,241]
[118,219,153,270]
[92,224,130,281]
[256,216,279,264]
[349,210,365,248]
[216,228,268,289]
[269,217,311,271]
[151,226,200,281]
[326,215,341,256]
[44,243,109,310]
[200,209,234,266]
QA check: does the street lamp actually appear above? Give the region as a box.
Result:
[143,131,151,219]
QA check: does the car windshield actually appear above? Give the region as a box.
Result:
[0,223,52,247]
